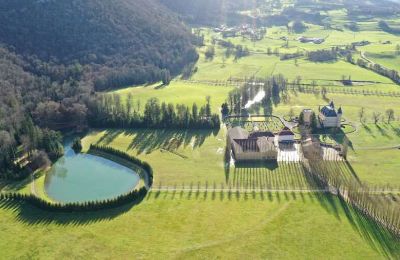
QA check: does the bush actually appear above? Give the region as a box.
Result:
[72,138,82,153]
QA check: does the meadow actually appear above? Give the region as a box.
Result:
[0,192,399,259]
[1,6,400,259]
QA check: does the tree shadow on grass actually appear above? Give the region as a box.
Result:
[0,191,147,226]
[337,196,400,259]
[125,129,215,155]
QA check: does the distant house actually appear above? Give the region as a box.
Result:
[297,36,325,44]
[227,127,278,162]
[277,127,295,143]
[319,101,343,128]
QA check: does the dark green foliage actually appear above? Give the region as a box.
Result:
[72,138,82,153]
[299,111,305,125]
[310,113,318,133]
[205,46,215,60]
[307,49,337,62]
[379,20,400,35]
[288,21,307,33]
[87,96,220,130]
[221,103,230,118]
[1,187,148,212]
[0,0,198,91]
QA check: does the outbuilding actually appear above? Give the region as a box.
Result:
[277,127,295,143]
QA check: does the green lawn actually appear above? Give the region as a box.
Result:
[82,128,313,189]
[0,193,398,259]
[364,51,400,71]
[110,81,234,113]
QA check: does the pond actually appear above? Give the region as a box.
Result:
[45,139,140,203]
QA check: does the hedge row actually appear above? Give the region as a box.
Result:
[89,144,153,187]
[0,187,147,212]
[0,146,154,212]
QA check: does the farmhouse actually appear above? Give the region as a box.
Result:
[319,101,343,128]
[228,127,278,162]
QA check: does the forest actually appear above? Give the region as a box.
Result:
[0,0,198,179]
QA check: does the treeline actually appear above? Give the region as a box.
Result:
[379,21,400,35]
[356,59,400,84]
[224,75,289,116]
[87,95,220,129]
[306,49,337,62]
[211,40,250,61]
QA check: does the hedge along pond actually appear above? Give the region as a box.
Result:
[45,137,151,204]
[0,144,153,212]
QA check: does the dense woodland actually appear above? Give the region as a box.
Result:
[0,0,198,91]
[0,0,200,179]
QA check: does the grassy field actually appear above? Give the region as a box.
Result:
[110,81,233,113]
[82,128,313,189]
[0,192,398,259]
[364,51,400,71]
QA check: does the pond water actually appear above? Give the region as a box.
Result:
[45,139,140,203]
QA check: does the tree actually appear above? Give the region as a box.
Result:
[298,111,304,125]
[30,150,51,171]
[161,69,171,85]
[359,107,366,124]
[310,112,318,132]
[221,103,230,117]
[386,109,395,124]
[372,112,381,124]
[205,46,215,60]
[205,96,211,117]
[396,44,400,56]
[321,87,328,99]
[72,138,82,153]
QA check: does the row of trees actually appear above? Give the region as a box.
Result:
[87,95,220,129]
[0,186,148,212]
[225,75,289,115]
[356,58,400,84]
[358,107,397,124]
[299,132,399,237]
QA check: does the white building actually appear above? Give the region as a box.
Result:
[319,101,343,128]
[227,127,278,162]
[277,127,295,143]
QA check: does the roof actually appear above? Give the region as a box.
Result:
[279,130,295,136]
[249,131,275,138]
[233,139,259,152]
[228,127,249,140]
[321,105,338,117]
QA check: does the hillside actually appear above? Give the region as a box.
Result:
[0,0,198,90]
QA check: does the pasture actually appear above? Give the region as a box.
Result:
[0,192,398,259]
